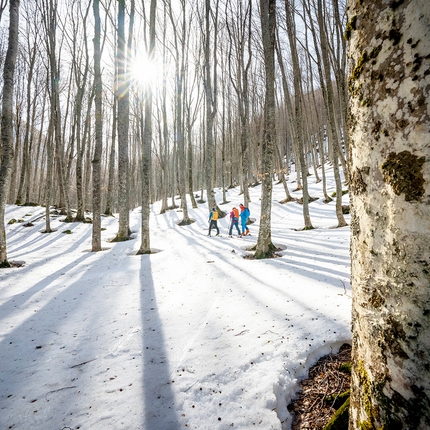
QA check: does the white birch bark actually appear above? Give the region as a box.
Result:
[348,0,430,427]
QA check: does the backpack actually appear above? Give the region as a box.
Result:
[244,207,250,218]
[233,207,239,219]
[212,211,218,221]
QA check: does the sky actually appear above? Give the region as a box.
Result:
[0,167,351,430]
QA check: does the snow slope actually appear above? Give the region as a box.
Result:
[0,168,351,430]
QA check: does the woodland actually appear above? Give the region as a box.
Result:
[0,0,429,428]
[0,0,348,260]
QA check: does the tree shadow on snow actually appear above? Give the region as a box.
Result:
[139,258,181,430]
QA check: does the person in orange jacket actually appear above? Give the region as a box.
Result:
[208,207,220,236]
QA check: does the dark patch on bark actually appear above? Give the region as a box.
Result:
[350,167,369,195]
[380,151,425,201]
[389,0,405,10]
[389,28,402,46]
[369,291,385,308]
[345,15,357,40]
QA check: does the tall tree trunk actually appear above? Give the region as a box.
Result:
[317,0,347,228]
[137,0,156,254]
[42,112,55,234]
[74,12,91,223]
[348,0,430,427]
[169,0,192,226]
[114,0,131,241]
[226,0,252,207]
[203,0,219,213]
[0,0,20,267]
[284,0,313,229]
[15,34,37,205]
[254,0,276,259]
[92,0,103,252]
[104,96,117,216]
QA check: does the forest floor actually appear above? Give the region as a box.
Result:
[288,344,351,429]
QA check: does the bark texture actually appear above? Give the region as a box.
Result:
[348,0,430,428]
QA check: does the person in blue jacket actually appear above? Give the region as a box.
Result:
[239,203,250,236]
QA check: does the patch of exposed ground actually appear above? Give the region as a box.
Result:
[288,343,351,429]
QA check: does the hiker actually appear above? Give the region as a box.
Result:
[239,203,250,236]
[208,207,220,236]
[228,207,241,237]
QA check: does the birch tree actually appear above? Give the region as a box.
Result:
[348,0,430,427]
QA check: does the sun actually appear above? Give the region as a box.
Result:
[131,53,160,88]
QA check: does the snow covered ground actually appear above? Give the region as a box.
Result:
[0,167,351,430]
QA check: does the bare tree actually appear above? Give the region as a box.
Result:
[113,0,132,241]
[202,0,219,213]
[137,0,156,254]
[15,2,39,206]
[225,0,253,207]
[348,0,430,427]
[92,0,103,252]
[39,0,73,221]
[284,0,313,229]
[0,0,19,267]
[316,0,347,227]
[167,0,193,226]
[254,0,276,259]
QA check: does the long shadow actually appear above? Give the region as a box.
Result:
[139,255,181,429]
[172,224,350,325]
[0,252,93,320]
[0,253,107,430]
[8,221,89,257]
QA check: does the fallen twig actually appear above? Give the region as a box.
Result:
[70,358,97,368]
[45,386,76,400]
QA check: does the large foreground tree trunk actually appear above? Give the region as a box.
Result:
[0,0,20,267]
[348,0,430,428]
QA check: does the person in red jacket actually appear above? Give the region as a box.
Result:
[228,207,241,237]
